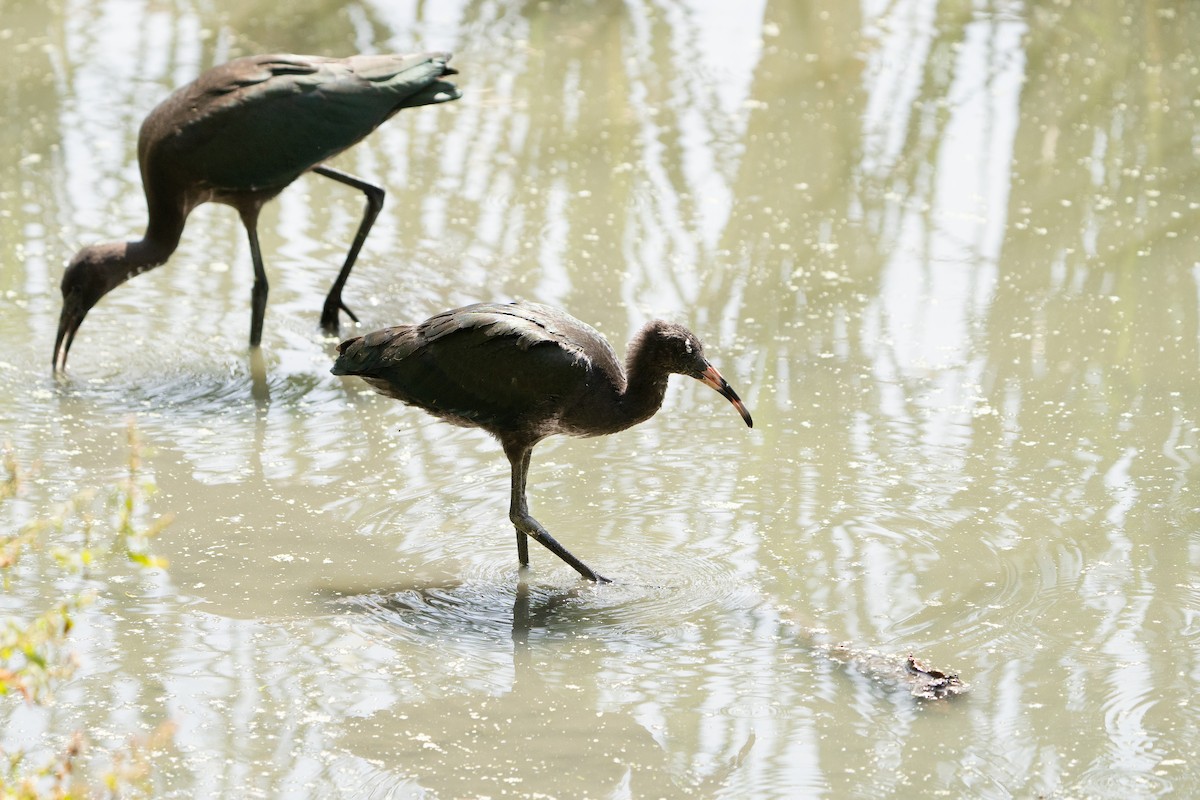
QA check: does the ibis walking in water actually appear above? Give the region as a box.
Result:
[331,301,753,583]
[54,52,461,372]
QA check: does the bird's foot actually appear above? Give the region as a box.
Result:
[514,516,611,583]
[320,297,359,335]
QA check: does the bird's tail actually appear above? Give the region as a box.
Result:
[350,52,461,110]
[331,325,419,376]
[330,336,364,375]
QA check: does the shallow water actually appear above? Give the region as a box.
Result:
[3,0,1200,797]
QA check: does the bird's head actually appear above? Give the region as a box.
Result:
[54,242,143,372]
[641,321,753,428]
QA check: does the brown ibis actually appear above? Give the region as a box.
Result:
[331,301,753,583]
[54,52,460,371]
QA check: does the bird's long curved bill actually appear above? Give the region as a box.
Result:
[53,311,79,373]
[699,365,753,428]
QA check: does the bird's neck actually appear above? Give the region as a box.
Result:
[129,196,189,266]
[109,234,177,281]
[141,201,187,262]
[614,353,672,431]
[79,225,181,300]
[128,236,177,271]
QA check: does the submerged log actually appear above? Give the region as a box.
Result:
[784,617,969,700]
[819,643,969,700]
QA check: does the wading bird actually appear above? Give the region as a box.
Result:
[332,301,753,583]
[54,52,460,372]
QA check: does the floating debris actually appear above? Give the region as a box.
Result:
[818,641,969,700]
[904,654,969,700]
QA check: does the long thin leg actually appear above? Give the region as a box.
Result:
[240,208,268,347]
[515,449,530,566]
[312,165,385,333]
[505,443,610,583]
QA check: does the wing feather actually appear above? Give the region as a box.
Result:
[140,53,459,194]
[332,302,607,432]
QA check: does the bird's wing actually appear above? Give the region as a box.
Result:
[333,303,608,431]
[338,53,461,110]
[423,301,624,380]
[422,302,584,351]
[141,53,459,194]
[331,323,422,376]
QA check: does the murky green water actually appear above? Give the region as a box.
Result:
[3,0,1200,797]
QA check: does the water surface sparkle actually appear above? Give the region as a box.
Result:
[2,1,1199,797]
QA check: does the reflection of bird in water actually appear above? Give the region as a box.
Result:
[332,300,753,583]
[54,52,461,372]
[339,578,756,796]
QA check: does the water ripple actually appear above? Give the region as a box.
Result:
[339,549,759,649]
[1072,765,1173,798]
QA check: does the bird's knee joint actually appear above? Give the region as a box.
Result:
[366,186,386,210]
[510,514,540,538]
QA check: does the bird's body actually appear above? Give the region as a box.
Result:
[339,302,638,441]
[54,52,460,371]
[332,301,753,583]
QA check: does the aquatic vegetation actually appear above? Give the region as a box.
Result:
[0,423,174,798]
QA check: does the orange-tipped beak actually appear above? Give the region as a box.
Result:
[698,364,753,428]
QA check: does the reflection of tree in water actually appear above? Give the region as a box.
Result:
[24,0,1200,794]
[1,2,73,301]
[970,6,1200,785]
[985,4,1199,416]
[457,2,639,314]
[973,5,1200,546]
[440,0,749,330]
[713,0,920,628]
[715,1,1200,792]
